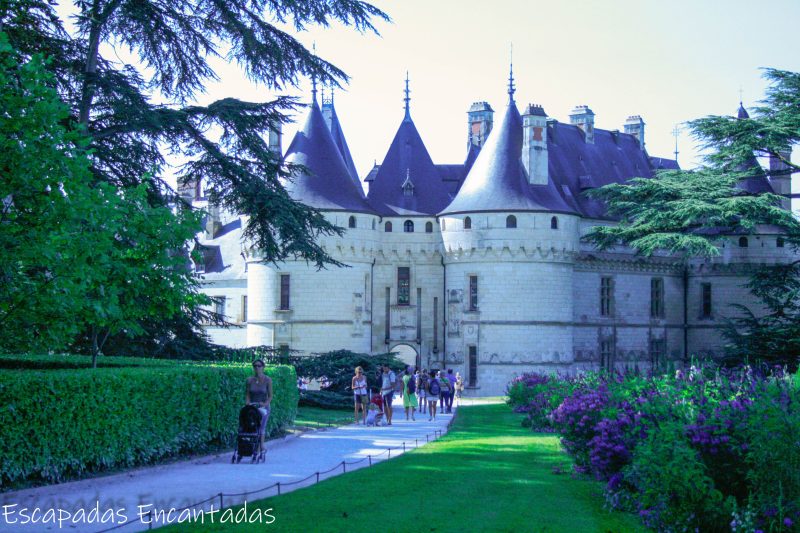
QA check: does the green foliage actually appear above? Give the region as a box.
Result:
[0,361,297,487]
[293,350,406,395]
[298,390,353,410]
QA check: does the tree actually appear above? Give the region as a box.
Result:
[0,32,202,365]
[2,0,389,267]
[1,0,388,357]
[584,69,800,369]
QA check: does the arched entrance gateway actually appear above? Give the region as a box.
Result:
[390,343,419,370]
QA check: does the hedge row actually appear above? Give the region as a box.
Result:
[0,353,181,370]
[0,363,297,487]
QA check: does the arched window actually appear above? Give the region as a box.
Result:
[738,236,748,248]
[348,216,356,229]
[550,216,558,229]
[425,221,433,233]
[404,220,414,233]
[506,215,517,228]
[777,237,785,248]
[385,221,393,232]
[464,216,472,230]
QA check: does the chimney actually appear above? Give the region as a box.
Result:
[769,147,793,211]
[467,101,494,148]
[569,105,595,144]
[522,103,549,185]
[624,115,645,149]
[205,203,222,239]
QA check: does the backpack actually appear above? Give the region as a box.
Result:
[429,378,441,396]
[407,376,416,394]
[440,377,451,393]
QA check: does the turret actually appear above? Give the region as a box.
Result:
[522,103,548,185]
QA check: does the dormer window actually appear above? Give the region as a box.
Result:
[506,215,517,228]
[401,169,415,197]
[464,217,472,230]
[738,236,749,248]
[404,220,414,233]
[348,216,356,229]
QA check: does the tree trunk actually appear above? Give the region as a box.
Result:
[78,0,104,126]
[91,326,99,369]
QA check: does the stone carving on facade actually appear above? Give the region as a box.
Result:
[447,289,463,336]
[351,292,364,336]
[389,305,416,341]
[275,322,291,342]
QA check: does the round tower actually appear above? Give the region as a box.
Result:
[246,93,378,354]
[438,69,580,395]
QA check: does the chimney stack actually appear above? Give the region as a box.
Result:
[467,101,494,148]
[522,104,549,185]
[205,203,222,239]
[624,115,645,149]
[569,105,595,144]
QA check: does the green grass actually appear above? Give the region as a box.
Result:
[173,404,643,533]
[292,406,355,429]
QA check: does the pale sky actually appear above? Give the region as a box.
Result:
[60,0,800,209]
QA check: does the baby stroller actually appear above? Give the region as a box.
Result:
[231,404,266,464]
[365,390,385,427]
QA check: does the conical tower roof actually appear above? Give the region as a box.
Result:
[283,101,375,213]
[322,98,364,197]
[733,102,773,194]
[440,95,574,216]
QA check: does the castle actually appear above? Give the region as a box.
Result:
[187,69,796,396]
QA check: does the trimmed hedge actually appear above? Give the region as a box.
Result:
[0,363,297,487]
[0,353,182,370]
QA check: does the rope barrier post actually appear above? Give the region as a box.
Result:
[426,434,429,442]
[368,455,372,466]
[403,442,406,452]
[316,471,320,483]
[416,439,418,447]
[388,448,391,458]
[342,461,346,473]
[277,482,281,496]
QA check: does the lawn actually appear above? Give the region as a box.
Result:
[176,404,643,532]
[292,406,355,429]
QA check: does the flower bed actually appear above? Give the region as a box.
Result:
[507,366,800,532]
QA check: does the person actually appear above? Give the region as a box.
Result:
[380,365,396,425]
[426,370,440,421]
[351,366,368,424]
[455,372,464,407]
[415,369,426,413]
[402,368,418,421]
[446,368,457,413]
[245,359,273,450]
[438,370,451,414]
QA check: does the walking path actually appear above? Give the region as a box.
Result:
[0,399,456,533]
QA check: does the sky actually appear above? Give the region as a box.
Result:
[61,0,800,210]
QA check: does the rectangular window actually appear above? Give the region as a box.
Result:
[468,345,477,387]
[600,277,614,317]
[600,337,614,371]
[469,275,478,311]
[213,296,225,317]
[241,295,248,323]
[280,274,290,310]
[649,337,666,367]
[701,283,712,318]
[397,267,410,305]
[650,278,664,318]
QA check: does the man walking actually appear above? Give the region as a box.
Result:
[380,365,396,425]
[446,368,457,413]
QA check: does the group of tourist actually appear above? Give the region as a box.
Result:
[351,365,464,424]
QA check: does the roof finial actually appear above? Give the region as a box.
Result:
[508,44,515,103]
[672,124,680,163]
[404,71,411,119]
[739,85,743,106]
[331,84,335,104]
[311,42,318,104]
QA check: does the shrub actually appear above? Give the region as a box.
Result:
[294,350,406,395]
[0,362,297,487]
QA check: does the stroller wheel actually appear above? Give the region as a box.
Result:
[236,455,243,463]
[231,453,236,464]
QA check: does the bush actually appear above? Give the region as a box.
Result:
[298,390,353,410]
[294,350,406,395]
[0,362,297,487]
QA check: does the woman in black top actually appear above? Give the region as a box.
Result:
[246,359,273,448]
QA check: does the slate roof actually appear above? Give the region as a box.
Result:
[283,101,375,214]
[733,103,774,195]
[366,115,458,215]
[322,100,364,197]
[440,100,577,216]
[649,156,680,170]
